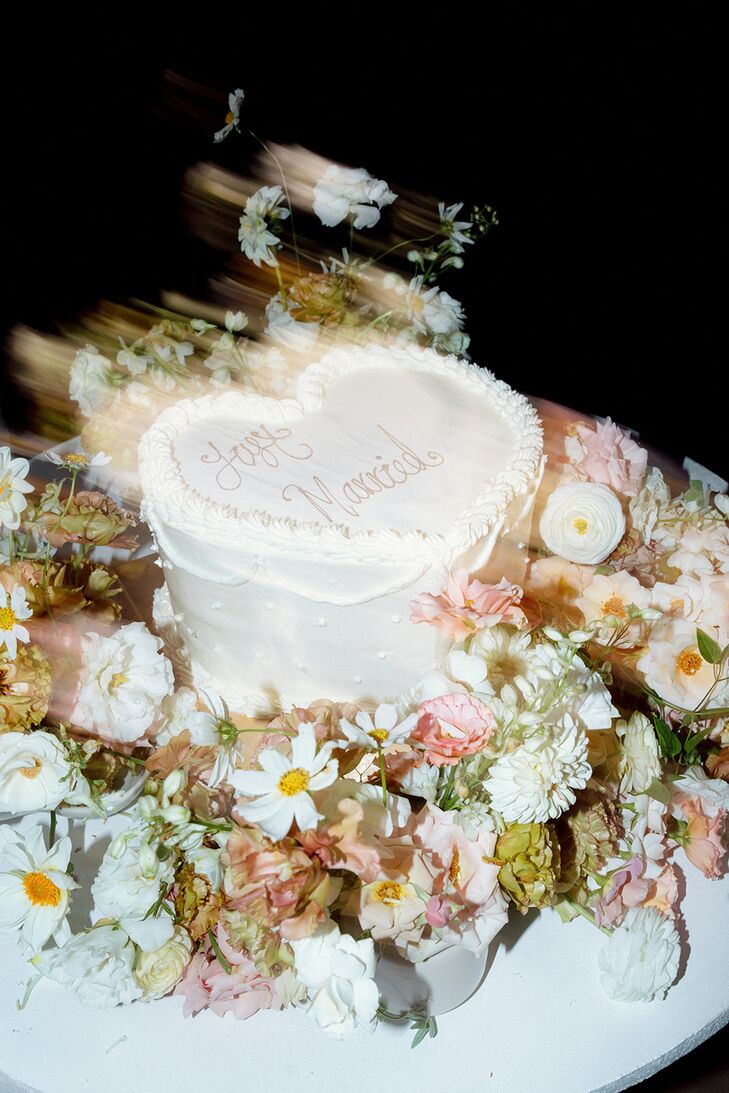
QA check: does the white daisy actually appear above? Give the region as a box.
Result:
[214,88,244,143]
[232,723,338,842]
[0,826,78,951]
[0,584,32,659]
[185,688,243,788]
[485,715,591,823]
[339,703,418,751]
[0,447,34,530]
[438,201,474,254]
[45,449,112,472]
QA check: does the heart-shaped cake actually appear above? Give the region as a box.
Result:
[139,344,544,711]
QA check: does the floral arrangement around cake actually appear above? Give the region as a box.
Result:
[1,88,728,1047]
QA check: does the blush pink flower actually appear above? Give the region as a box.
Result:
[594,855,652,928]
[414,692,496,767]
[174,927,284,1019]
[681,799,727,879]
[410,571,536,641]
[565,418,647,498]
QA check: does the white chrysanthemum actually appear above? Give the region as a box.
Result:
[33,924,143,1008]
[406,276,466,336]
[616,712,661,794]
[0,731,74,814]
[636,618,729,710]
[313,165,396,230]
[0,826,77,950]
[69,345,114,416]
[291,922,379,1039]
[540,481,626,565]
[0,584,32,660]
[91,832,175,952]
[0,447,34,530]
[598,907,680,1002]
[232,723,339,842]
[339,703,418,751]
[238,185,290,267]
[72,622,174,743]
[485,716,591,822]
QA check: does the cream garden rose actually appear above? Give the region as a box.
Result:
[0,731,73,814]
[539,482,626,565]
[135,926,193,999]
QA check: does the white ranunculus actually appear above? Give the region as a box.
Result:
[539,482,626,564]
[72,622,174,743]
[91,833,175,951]
[485,716,591,823]
[291,923,379,1039]
[69,346,114,416]
[134,926,192,999]
[598,907,680,1002]
[0,447,34,530]
[313,165,397,230]
[0,732,73,814]
[616,712,661,794]
[33,924,143,1008]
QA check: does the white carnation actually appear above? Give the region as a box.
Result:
[616,712,661,794]
[539,482,626,565]
[291,923,379,1039]
[486,716,591,823]
[313,165,397,230]
[34,924,143,1008]
[72,622,174,743]
[598,907,680,1002]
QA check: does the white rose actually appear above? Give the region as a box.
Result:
[616,712,661,794]
[598,907,680,1003]
[0,731,73,814]
[539,482,626,564]
[291,923,379,1039]
[33,924,143,1008]
[134,926,192,999]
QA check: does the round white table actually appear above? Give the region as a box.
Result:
[1,813,727,1093]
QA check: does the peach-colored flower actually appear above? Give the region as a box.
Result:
[174,925,284,1019]
[643,863,680,919]
[410,571,534,641]
[578,570,651,627]
[594,856,652,928]
[680,799,727,879]
[414,692,496,767]
[707,748,729,782]
[565,418,647,498]
[296,798,381,883]
[356,843,434,948]
[527,556,594,606]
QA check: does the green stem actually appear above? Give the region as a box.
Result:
[48,809,57,847]
[246,128,301,275]
[208,928,233,974]
[567,900,611,936]
[377,744,388,806]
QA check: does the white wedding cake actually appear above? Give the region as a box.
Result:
[139,344,544,713]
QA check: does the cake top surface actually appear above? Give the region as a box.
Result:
[139,344,543,562]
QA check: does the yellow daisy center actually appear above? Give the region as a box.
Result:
[23,871,61,907]
[448,847,461,886]
[64,453,89,467]
[0,606,17,630]
[676,648,703,676]
[602,596,626,619]
[374,880,404,903]
[369,728,389,745]
[573,517,589,535]
[464,597,475,609]
[19,759,43,779]
[110,672,128,690]
[225,110,236,125]
[278,768,310,796]
[0,477,8,496]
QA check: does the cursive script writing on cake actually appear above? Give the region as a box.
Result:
[199,426,314,491]
[281,427,444,523]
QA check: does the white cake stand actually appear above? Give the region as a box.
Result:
[0,812,727,1093]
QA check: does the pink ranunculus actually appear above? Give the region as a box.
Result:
[410,571,535,641]
[414,692,496,767]
[565,418,647,498]
[594,855,652,928]
[425,893,451,928]
[174,928,284,1020]
[681,799,728,879]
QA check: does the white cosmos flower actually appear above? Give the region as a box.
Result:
[69,345,114,416]
[598,907,680,1002]
[0,447,34,530]
[636,619,729,710]
[214,87,244,143]
[540,482,626,565]
[616,712,661,794]
[238,185,290,267]
[33,923,143,1007]
[485,716,591,823]
[438,201,474,254]
[0,584,32,659]
[406,276,466,336]
[72,622,174,743]
[313,165,397,230]
[45,449,112,471]
[0,826,77,950]
[91,832,175,952]
[232,723,338,842]
[339,703,418,751]
[0,731,73,814]
[291,922,379,1039]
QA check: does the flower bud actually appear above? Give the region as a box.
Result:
[162,770,185,800]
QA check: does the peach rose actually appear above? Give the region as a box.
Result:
[414,693,496,767]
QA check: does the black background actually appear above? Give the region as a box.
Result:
[0,8,727,1086]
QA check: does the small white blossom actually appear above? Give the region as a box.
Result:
[406,276,466,336]
[225,310,247,332]
[238,185,290,267]
[438,201,473,253]
[313,165,397,230]
[91,831,175,952]
[214,88,244,143]
[0,447,34,530]
[264,292,321,350]
[598,907,680,1002]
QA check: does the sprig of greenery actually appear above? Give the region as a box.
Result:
[377,1004,438,1048]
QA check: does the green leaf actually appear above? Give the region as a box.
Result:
[684,479,707,507]
[697,628,723,665]
[411,1023,429,1049]
[645,778,672,805]
[684,725,713,756]
[653,717,682,760]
